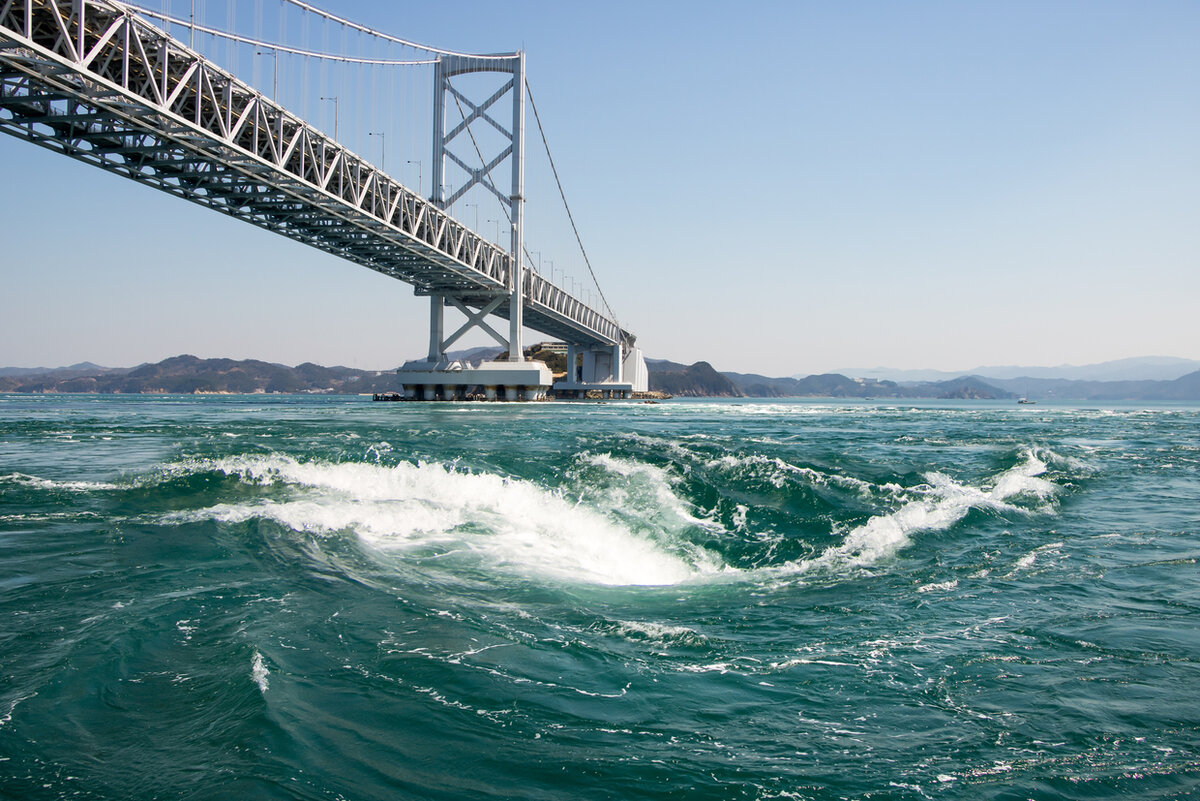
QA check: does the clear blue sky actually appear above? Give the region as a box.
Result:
[2,0,1197,375]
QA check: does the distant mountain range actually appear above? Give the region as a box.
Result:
[831,356,1200,384]
[649,361,1017,400]
[3,354,1199,400]
[0,361,111,377]
[0,355,394,395]
[649,358,1200,401]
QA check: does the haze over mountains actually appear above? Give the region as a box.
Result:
[0,362,110,377]
[651,356,1200,400]
[832,356,1200,384]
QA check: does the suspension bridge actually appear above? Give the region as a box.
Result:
[0,0,647,400]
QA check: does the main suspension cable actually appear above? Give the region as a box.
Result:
[525,80,622,339]
[123,4,437,64]
[281,0,516,60]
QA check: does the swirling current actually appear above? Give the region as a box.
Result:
[1,394,1198,799]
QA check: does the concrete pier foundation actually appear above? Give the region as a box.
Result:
[553,343,646,400]
[396,360,552,402]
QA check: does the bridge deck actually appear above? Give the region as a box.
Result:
[0,0,630,347]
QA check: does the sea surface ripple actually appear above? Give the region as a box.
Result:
[1,395,1198,799]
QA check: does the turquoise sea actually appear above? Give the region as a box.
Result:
[1,394,1198,800]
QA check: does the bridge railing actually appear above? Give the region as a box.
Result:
[0,0,629,345]
[524,270,622,344]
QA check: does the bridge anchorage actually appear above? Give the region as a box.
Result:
[0,0,648,401]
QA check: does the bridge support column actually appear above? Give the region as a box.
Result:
[549,342,641,400]
[428,294,444,362]
[509,274,524,361]
[507,55,527,362]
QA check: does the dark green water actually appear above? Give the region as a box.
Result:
[1,395,1198,799]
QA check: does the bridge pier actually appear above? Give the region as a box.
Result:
[428,295,444,361]
[552,343,648,400]
[396,359,552,402]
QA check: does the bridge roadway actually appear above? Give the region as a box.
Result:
[0,0,631,349]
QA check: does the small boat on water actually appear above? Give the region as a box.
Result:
[1017,397,1035,404]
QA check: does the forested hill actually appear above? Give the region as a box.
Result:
[4,355,1199,400]
[652,360,1200,400]
[0,355,396,395]
[650,361,1015,399]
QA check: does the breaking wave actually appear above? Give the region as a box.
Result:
[148,445,1069,589]
[164,455,723,587]
[792,447,1060,574]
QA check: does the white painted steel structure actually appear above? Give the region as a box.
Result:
[0,0,639,367]
[428,53,528,364]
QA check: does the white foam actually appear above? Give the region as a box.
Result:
[583,452,680,485]
[0,471,118,491]
[579,453,723,537]
[179,455,719,587]
[0,693,35,728]
[770,657,855,669]
[611,620,707,645]
[791,448,1061,574]
[0,511,101,522]
[668,402,842,417]
[732,504,749,530]
[161,445,1068,588]
[1009,541,1065,574]
[703,453,890,496]
[676,662,733,674]
[251,651,270,694]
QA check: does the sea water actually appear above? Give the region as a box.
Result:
[1,395,1197,799]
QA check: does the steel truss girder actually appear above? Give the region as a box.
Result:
[0,0,631,347]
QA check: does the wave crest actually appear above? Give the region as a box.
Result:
[796,447,1062,573]
[168,455,724,587]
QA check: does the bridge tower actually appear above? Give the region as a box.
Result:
[398,51,552,399]
[430,53,526,363]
